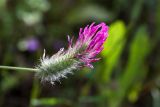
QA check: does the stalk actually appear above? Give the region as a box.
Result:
[0,65,38,72]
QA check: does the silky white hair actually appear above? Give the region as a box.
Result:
[36,48,82,84]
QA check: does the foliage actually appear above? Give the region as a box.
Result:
[0,0,159,107]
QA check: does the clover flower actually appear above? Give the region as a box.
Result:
[36,22,109,84]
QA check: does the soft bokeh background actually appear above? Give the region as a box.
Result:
[0,0,160,107]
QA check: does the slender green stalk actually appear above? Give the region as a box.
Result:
[0,65,38,72]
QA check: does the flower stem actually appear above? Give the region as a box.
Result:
[0,65,38,72]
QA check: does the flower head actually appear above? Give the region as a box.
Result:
[36,22,109,84]
[73,22,109,68]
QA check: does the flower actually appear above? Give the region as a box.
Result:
[17,38,40,52]
[26,38,40,52]
[36,22,109,84]
[73,22,109,68]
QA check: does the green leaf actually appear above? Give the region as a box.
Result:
[31,98,71,106]
[101,20,126,82]
[116,25,150,106]
[106,25,151,107]
[120,25,150,90]
[31,98,61,106]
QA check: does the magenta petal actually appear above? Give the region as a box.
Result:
[74,22,109,68]
[88,58,101,63]
[86,63,94,68]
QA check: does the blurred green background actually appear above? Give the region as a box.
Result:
[0,0,160,107]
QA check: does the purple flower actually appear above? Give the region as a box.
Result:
[26,38,39,52]
[68,22,109,68]
[37,22,109,84]
[17,38,40,52]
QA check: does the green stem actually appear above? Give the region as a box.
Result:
[0,65,38,72]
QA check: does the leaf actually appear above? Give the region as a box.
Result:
[31,98,71,106]
[101,20,126,82]
[106,25,151,107]
[120,25,150,90]
[31,98,61,106]
[116,25,150,106]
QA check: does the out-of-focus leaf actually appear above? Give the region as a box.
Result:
[101,21,126,82]
[118,25,150,105]
[106,25,151,107]
[120,25,150,90]
[31,98,70,106]
[32,98,60,106]
[65,4,113,25]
